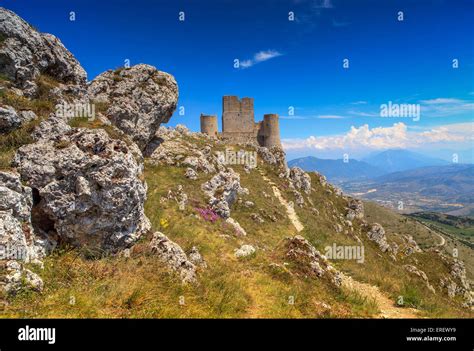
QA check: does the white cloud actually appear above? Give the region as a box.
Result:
[419,97,474,117]
[347,97,473,118]
[282,122,473,151]
[420,98,464,104]
[238,50,282,69]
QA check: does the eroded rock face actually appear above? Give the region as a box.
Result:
[88,64,178,150]
[0,7,87,97]
[404,265,435,294]
[13,128,150,252]
[288,167,312,195]
[346,199,364,221]
[201,169,248,219]
[366,223,392,253]
[283,235,342,286]
[149,232,197,284]
[0,171,46,294]
[0,260,43,294]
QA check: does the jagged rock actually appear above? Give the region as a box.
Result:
[0,105,37,134]
[257,147,275,164]
[346,199,364,221]
[13,128,150,252]
[182,155,216,174]
[174,124,190,136]
[439,277,458,299]
[366,223,392,253]
[283,235,342,286]
[293,190,305,207]
[18,110,37,123]
[31,114,72,141]
[334,223,343,234]
[175,185,187,211]
[184,167,198,180]
[0,8,87,97]
[402,235,422,256]
[257,146,286,167]
[188,246,207,268]
[0,211,31,262]
[0,171,32,221]
[201,169,248,218]
[250,213,264,223]
[234,244,256,258]
[244,201,254,208]
[149,232,197,284]
[88,64,178,150]
[225,217,247,236]
[288,167,312,194]
[0,171,46,262]
[0,105,20,133]
[404,265,435,294]
[0,260,43,294]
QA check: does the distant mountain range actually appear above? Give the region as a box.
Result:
[362,149,449,173]
[287,157,384,182]
[288,149,459,182]
[288,149,474,215]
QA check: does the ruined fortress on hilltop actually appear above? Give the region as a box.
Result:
[200,96,281,148]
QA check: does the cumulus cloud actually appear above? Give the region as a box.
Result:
[282,122,472,151]
[239,50,282,69]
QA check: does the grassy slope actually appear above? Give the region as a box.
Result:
[2,134,472,318]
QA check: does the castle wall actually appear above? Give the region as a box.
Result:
[200,114,218,136]
[201,96,281,147]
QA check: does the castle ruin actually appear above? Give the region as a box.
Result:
[200,96,281,148]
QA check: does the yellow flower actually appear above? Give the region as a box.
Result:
[160,218,169,229]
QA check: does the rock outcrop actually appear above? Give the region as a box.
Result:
[13,128,150,252]
[366,223,392,253]
[288,167,312,194]
[0,171,46,294]
[149,231,197,284]
[404,265,435,294]
[283,235,342,286]
[346,199,364,221]
[0,7,87,97]
[234,244,256,258]
[201,169,248,219]
[88,64,178,150]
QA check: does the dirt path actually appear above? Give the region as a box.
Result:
[258,169,304,232]
[340,273,420,318]
[417,221,446,247]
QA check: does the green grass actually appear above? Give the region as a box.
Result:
[1,134,472,318]
[0,118,41,170]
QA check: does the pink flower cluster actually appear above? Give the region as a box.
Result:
[195,207,220,222]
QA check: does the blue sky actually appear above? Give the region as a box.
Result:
[3,0,473,160]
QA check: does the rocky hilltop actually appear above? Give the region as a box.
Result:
[0,8,472,317]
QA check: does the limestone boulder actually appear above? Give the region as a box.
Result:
[88,64,178,150]
[13,128,150,252]
[0,8,87,97]
[149,232,197,284]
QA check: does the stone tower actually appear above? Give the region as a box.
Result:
[261,114,281,148]
[221,96,256,142]
[200,114,218,136]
